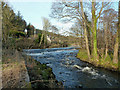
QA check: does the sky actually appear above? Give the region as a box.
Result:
[9,2,57,29]
[8,0,119,35]
[9,1,73,35]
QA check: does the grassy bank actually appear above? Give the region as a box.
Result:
[77,49,120,72]
[22,55,63,88]
[2,49,31,88]
[2,48,63,88]
[1,27,81,88]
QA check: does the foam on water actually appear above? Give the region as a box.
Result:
[73,65,82,69]
[72,65,100,77]
[82,67,91,72]
[24,47,120,88]
[26,49,77,56]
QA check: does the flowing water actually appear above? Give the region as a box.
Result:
[23,47,120,88]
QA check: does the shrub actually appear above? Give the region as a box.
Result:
[9,30,26,38]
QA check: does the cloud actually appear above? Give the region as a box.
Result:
[52,21,73,35]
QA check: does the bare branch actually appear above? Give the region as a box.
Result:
[97,2,103,19]
[62,2,78,9]
[97,2,110,20]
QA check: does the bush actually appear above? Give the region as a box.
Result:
[15,38,38,51]
[9,30,26,38]
[34,33,42,43]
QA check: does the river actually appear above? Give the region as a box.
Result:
[23,47,120,88]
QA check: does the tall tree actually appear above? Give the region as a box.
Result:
[39,17,51,48]
[2,2,26,43]
[50,1,110,61]
[119,2,120,61]
[113,2,119,64]
[80,1,91,60]
[100,9,118,59]
[2,2,15,43]
[119,2,120,47]
[91,1,111,61]
[50,1,92,60]
[50,25,59,34]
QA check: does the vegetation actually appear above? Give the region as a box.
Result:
[50,1,120,71]
[2,49,31,88]
[1,1,81,88]
[1,0,120,89]
[77,49,119,71]
[2,2,26,44]
[23,55,63,88]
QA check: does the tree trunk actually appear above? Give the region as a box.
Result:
[119,2,120,62]
[113,1,120,64]
[84,23,91,60]
[39,33,44,47]
[93,21,98,61]
[113,32,118,64]
[92,1,98,61]
[104,23,108,58]
[80,2,91,60]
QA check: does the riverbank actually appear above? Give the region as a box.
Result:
[2,49,31,88]
[24,47,120,88]
[22,54,63,88]
[2,48,63,88]
[77,49,120,72]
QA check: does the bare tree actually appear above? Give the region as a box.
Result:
[50,1,110,61]
[80,1,91,60]
[50,25,59,34]
[50,1,92,60]
[69,20,82,37]
[39,17,51,47]
[91,1,111,61]
[100,8,118,59]
[113,2,119,64]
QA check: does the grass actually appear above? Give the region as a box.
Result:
[23,55,63,88]
[2,61,31,88]
[77,49,119,72]
[77,49,89,60]
[2,48,32,88]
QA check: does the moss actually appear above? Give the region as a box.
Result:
[22,82,32,88]
[105,55,111,61]
[77,49,88,61]
[24,55,63,88]
[42,70,49,79]
[77,49,119,72]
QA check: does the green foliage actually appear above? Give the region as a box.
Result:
[24,56,63,88]
[32,61,53,80]
[26,23,35,37]
[9,30,26,38]
[77,49,119,71]
[105,55,111,61]
[77,49,89,60]
[2,38,16,49]
[2,2,26,43]
[35,33,42,43]
[34,33,47,48]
